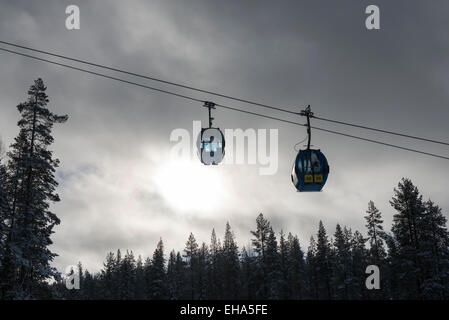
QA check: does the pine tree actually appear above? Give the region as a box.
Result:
[119,250,136,299]
[150,239,167,299]
[222,222,240,299]
[114,249,125,299]
[350,230,368,299]
[240,246,256,299]
[175,251,187,299]
[208,228,221,299]
[364,201,386,263]
[82,270,98,300]
[166,250,177,299]
[166,250,188,299]
[306,236,319,299]
[278,231,290,299]
[363,201,386,299]
[134,255,145,299]
[184,232,199,299]
[286,233,306,299]
[265,227,281,299]
[0,140,8,234]
[143,256,152,298]
[197,242,209,299]
[1,79,67,298]
[419,200,449,298]
[100,252,116,299]
[0,149,10,292]
[315,221,332,299]
[384,233,400,299]
[251,213,271,298]
[0,132,28,299]
[332,224,352,299]
[390,178,425,298]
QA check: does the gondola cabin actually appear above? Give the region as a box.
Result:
[291,149,329,192]
[197,127,225,165]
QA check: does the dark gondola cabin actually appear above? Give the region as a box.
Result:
[197,127,225,165]
[197,101,225,165]
[291,105,330,192]
[291,149,329,192]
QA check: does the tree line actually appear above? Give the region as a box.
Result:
[1,79,449,300]
[54,180,449,300]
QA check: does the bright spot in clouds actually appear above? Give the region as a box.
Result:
[152,159,227,213]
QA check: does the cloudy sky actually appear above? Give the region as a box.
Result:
[0,0,448,272]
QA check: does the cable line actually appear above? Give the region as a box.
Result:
[313,115,449,147]
[2,39,448,148]
[311,126,449,161]
[212,104,449,161]
[0,40,299,115]
[0,47,202,103]
[1,45,448,161]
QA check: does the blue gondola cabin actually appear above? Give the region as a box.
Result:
[291,149,329,192]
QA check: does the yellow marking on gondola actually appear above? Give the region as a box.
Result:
[304,174,313,183]
[314,174,323,183]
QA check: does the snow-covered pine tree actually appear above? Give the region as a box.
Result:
[114,249,125,298]
[306,236,319,299]
[350,230,368,299]
[100,252,116,299]
[222,222,240,299]
[1,131,30,299]
[150,239,166,299]
[0,140,7,238]
[134,255,145,299]
[197,242,209,299]
[390,178,425,298]
[286,233,306,299]
[384,233,400,299]
[315,221,332,299]
[364,201,386,263]
[265,227,281,299]
[119,250,136,299]
[343,227,358,298]
[184,232,199,299]
[166,250,187,299]
[143,256,152,298]
[240,246,256,299]
[82,270,98,300]
[166,250,177,299]
[278,231,290,299]
[364,201,387,299]
[0,142,8,235]
[207,228,221,299]
[174,251,187,299]
[2,78,67,298]
[0,145,11,297]
[332,224,352,299]
[250,213,271,298]
[419,200,449,298]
